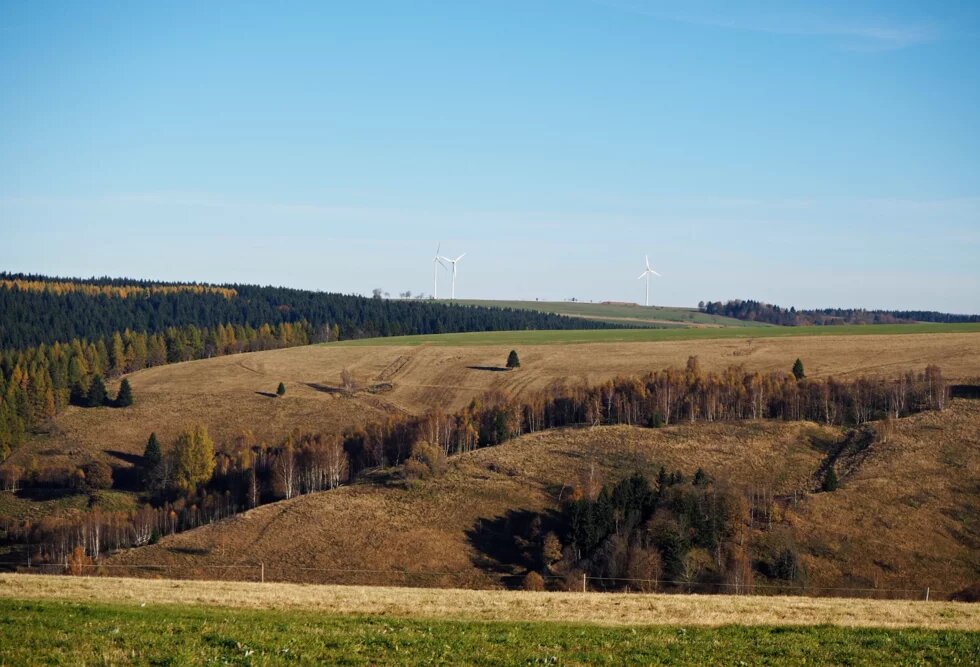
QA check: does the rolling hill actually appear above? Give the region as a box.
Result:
[102,400,980,597]
[5,329,979,480]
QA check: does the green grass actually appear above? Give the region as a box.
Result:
[1,598,977,666]
[337,322,980,347]
[456,299,769,328]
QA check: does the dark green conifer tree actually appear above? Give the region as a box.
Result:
[86,375,107,407]
[115,378,133,407]
[822,466,838,492]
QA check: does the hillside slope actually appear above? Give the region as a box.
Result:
[105,401,980,596]
[9,331,980,477]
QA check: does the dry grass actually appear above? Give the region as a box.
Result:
[103,419,833,585]
[97,403,979,597]
[1,573,977,630]
[10,331,980,473]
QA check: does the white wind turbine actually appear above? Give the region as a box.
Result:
[432,243,448,299]
[439,252,466,299]
[637,255,661,307]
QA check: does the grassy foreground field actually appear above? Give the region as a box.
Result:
[336,322,980,346]
[1,575,979,666]
[2,598,978,666]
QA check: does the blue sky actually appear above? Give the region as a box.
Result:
[1,0,978,311]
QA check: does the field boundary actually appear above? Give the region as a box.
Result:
[1,573,977,630]
[0,562,952,602]
[335,323,980,346]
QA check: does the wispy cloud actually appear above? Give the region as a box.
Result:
[593,0,940,51]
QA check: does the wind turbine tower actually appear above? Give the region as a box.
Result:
[439,252,466,299]
[432,243,447,299]
[637,255,661,307]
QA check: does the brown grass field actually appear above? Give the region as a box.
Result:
[1,573,977,630]
[99,400,980,597]
[9,331,980,475]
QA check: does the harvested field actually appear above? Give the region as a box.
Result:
[1,574,977,630]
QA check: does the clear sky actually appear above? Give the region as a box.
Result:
[1,0,978,311]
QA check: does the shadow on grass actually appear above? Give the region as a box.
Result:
[466,509,564,587]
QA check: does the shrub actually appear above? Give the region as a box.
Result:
[792,358,805,380]
[81,460,113,490]
[506,350,521,369]
[403,441,447,481]
[522,571,545,591]
[66,546,94,576]
[276,382,286,397]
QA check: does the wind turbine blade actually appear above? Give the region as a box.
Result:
[454,253,466,262]
[436,242,441,256]
[651,270,662,276]
[637,272,648,279]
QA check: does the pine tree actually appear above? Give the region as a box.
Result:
[115,378,133,407]
[506,350,521,369]
[276,382,286,397]
[792,358,805,380]
[822,466,838,492]
[86,375,107,407]
[142,432,163,490]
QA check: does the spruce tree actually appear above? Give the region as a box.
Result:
[792,358,805,380]
[143,432,163,491]
[86,375,107,407]
[276,382,286,397]
[115,378,133,407]
[822,466,838,492]
[506,349,521,369]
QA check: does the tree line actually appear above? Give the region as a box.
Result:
[699,299,979,326]
[0,321,326,460]
[0,272,615,350]
[1,360,948,566]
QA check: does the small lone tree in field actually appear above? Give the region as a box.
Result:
[506,350,521,369]
[792,358,805,380]
[822,466,838,492]
[115,378,133,407]
[276,382,286,397]
[340,368,358,395]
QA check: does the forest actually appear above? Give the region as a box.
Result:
[698,299,980,326]
[0,273,617,459]
[0,359,948,569]
[0,273,613,349]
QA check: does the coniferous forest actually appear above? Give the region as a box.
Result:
[699,299,980,326]
[1,273,613,349]
[0,273,616,459]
